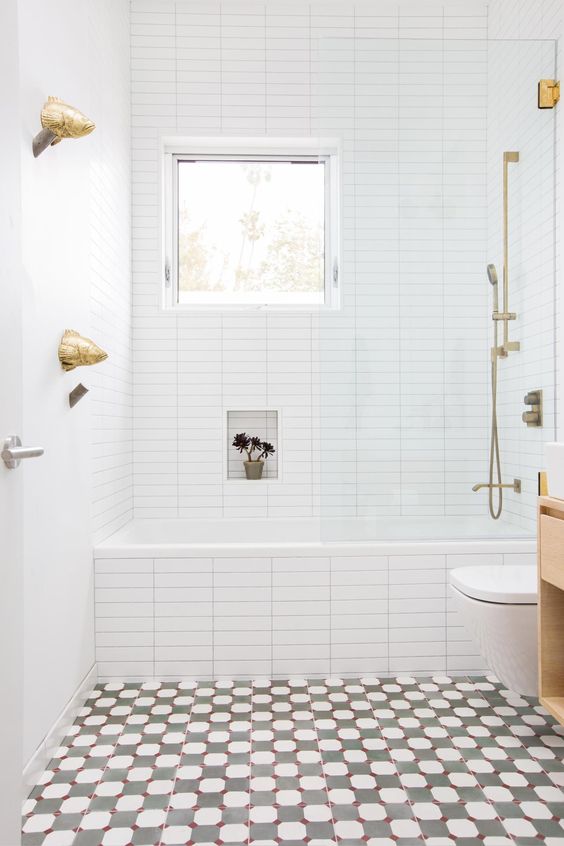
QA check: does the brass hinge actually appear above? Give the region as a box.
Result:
[538,79,560,109]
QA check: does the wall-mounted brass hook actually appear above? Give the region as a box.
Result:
[32,96,95,158]
[538,79,560,109]
[58,330,107,372]
[69,383,89,408]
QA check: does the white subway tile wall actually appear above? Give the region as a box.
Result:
[90,0,133,543]
[131,1,497,522]
[487,0,562,532]
[94,544,536,679]
[129,0,558,529]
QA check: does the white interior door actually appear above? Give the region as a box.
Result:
[0,1,25,841]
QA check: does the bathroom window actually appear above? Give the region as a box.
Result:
[163,140,339,309]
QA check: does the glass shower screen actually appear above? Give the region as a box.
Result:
[312,37,557,542]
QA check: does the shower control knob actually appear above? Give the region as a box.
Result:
[522,389,543,428]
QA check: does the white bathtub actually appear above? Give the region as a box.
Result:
[94,517,536,681]
[97,515,532,554]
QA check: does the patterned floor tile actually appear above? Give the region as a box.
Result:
[250,678,334,846]
[22,675,564,846]
[163,680,250,845]
[23,683,142,846]
[312,677,424,845]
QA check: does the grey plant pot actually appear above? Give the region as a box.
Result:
[244,460,264,480]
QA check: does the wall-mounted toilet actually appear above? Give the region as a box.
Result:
[449,565,538,696]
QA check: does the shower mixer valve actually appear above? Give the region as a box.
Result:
[522,390,543,427]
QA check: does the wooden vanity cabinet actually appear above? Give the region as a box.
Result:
[538,496,564,724]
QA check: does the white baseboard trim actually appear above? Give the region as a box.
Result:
[23,663,98,801]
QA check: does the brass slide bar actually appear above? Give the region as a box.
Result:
[500,151,520,356]
[473,151,522,516]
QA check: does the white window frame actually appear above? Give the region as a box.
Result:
[162,137,341,311]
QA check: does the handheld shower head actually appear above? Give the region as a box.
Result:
[487,264,498,286]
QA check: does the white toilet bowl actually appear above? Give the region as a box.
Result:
[449,565,538,696]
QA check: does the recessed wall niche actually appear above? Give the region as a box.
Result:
[226,409,279,480]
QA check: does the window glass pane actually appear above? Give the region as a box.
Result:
[177,159,325,305]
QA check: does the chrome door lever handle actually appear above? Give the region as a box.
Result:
[2,435,44,470]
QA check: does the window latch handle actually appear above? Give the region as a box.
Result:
[332,258,339,286]
[164,260,171,287]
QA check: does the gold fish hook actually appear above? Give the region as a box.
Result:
[58,330,108,372]
[33,96,95,157]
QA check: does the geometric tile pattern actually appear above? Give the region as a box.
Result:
[23,675,564,846]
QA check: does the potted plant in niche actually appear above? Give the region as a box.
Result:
[232,433,276,480]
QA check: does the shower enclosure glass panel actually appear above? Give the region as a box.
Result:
[313,38,556,542]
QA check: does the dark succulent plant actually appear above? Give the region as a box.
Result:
[259,441,275,459]
[232,432,276,462]
[232,433,251,454]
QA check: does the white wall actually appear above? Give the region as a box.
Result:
[131,0,491,521]
[18,0,130,764]
[89,8,134,544]
[0,1,25,838]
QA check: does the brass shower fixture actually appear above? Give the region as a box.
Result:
[538,79,560,109]
[472,479,521,494]
[523,390,543,427]
[473,151,521,519]
[491,151,520,360]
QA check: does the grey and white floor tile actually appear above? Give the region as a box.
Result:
[22,675,564,846]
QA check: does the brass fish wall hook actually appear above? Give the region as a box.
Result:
[58,330,107,372]
[33,96,95,158]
